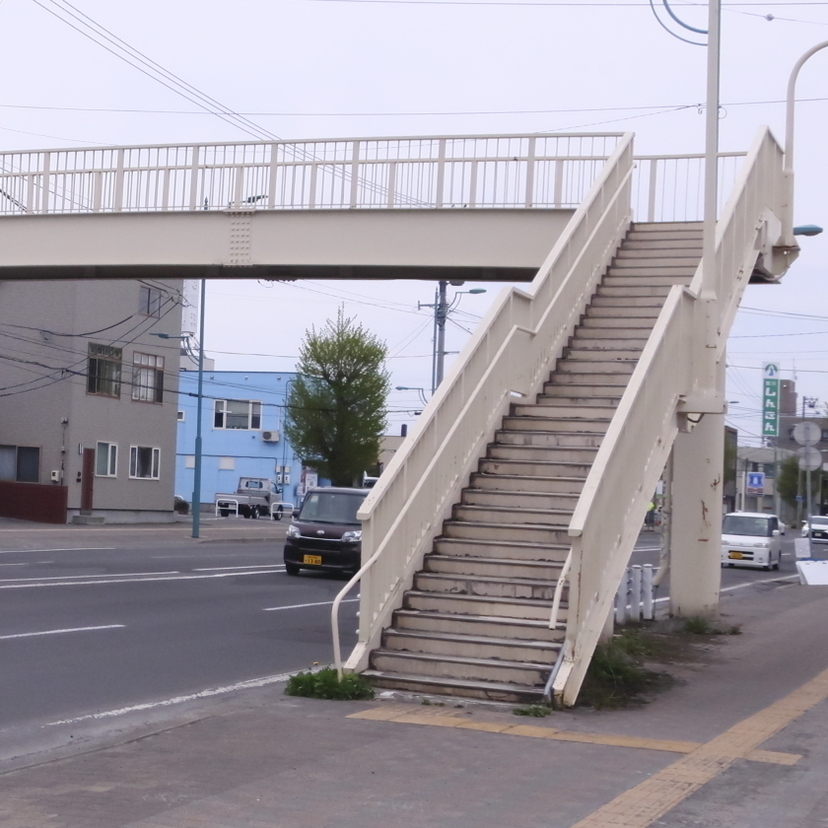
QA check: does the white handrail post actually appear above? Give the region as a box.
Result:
[349,141,360,208]
[40,152,52,215]
[435,139,446,208]
[615,572,627,625]
[525,136,536,207]
[113,148,124,213]
[188,145,200,211]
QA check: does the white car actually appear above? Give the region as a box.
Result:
[721,512,782,570]
[801,515,828,543]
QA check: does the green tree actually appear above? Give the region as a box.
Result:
[284,308,390,487]
[776,456,800,510]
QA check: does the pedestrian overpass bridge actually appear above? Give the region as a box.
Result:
[0,129,799,705]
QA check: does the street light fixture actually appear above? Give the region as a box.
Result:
[419,281,487,394]
[395,385,429,406]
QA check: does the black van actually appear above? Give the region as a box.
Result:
[283,487,370,576]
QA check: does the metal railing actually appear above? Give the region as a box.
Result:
[0,133,624,216]
[0,132,745,223]
[553,128,787,706]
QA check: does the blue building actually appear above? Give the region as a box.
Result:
[175,370,307,512]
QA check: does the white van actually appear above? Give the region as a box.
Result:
[721,512,782,570]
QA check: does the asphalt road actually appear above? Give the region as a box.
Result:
[0,534,359,752]
[0,524,814,762]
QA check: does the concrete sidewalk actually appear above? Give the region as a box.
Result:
[2,571,828,827]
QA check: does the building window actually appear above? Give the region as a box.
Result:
[0,445,40,483]
[96,442,118,477]
[213,399,262,430]
[139,286,164,317]
[132,352,164,403]
[177,410,185,421]
[129,446,160,479]
[87,343,122,398]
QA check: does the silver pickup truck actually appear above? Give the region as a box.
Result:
[215,477,294,520]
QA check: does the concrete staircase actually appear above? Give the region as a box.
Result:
[363,222,703,703]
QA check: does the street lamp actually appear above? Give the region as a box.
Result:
[419,282,486,394]
[782,40,828,247]
[395,385,429,406]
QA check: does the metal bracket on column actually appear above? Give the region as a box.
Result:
[677,391,724,432]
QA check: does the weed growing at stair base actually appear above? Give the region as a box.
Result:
[513,704,553,718]
[578,632,665,710]
[285,668,375,701]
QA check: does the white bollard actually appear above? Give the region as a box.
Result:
[631,565,642,622]
[642,564,654,620]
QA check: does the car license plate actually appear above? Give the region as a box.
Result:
[303,554,322,566]
[728,551,743,560]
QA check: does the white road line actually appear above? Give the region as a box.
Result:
[0,568,286,589]
[263,598,359,612]
[0,562,29,567]
[194,565,285,572]
[650,573,800,605]
[0,547,116,554]
[0,571,179,583]
[45,670,299,726]
[0,624,125,641]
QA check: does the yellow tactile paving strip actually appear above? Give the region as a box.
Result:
[348,704,802,766]
[352,668,828,828]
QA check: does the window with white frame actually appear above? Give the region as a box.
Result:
[129,446,160,479]
[213,399,262,430]
[132,352,164,403]
[95,442,118,477]
[87,343,122,398]
[139,285,164,317]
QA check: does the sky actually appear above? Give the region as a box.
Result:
[1,0,827,441]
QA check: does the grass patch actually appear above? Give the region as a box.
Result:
[285,667,375,701]
[513,704,552,718]
[578,636,665,709]
[683,616,742,636]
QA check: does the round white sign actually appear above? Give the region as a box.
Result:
[797,446,823,471]
[793,421,822,447]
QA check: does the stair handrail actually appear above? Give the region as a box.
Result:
[552,127,788,706]
[331,134,637,676]
[548,550,572,630]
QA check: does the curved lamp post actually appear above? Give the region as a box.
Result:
[783,40,828,247]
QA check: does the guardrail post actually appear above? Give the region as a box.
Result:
[631,565,642,621]
[188,145,200,211]
[40,152,51,214]
[349,140,360,208]
[268,142,279,208]
[525,136,536,207]
[113,148,124,213]
[642,564,654,620]
[435,138,446,208]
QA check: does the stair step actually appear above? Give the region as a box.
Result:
[370,649,551,686]
[442,520,571,545]
[478,458,593,478]
[614,250,701,265]
[363,670,546,704]
[414,570,561,601]
[557,359,636,373]
[579,316,656,329]
[534,375,629,389]
[433,536,570,562]
[596,285,674,299]
[589,295,666,308]
[604,272,695,284]
[510,404,617,422]
[567,337,647,351]
[587,305,662,319]
[381,628,560,663]
[424,553,564,581]
[502,414,611,432]
[404,589,560,621]
[533,394,622,409]
[494,430,605,449]
[453,504,573,528]
[393,607,565,641]
[622,238,703,250]
[485,443,599,463]
[461,487,580,511]
[539,381,627,398]
[563,348,643,362]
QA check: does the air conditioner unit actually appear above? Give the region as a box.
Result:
[261,430,279,442]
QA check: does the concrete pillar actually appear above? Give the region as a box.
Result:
[670,407,723,619]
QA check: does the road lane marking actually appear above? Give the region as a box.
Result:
[0,547,116,555]
[194,565,285,572]
[263,598,359,612]
[0,624,125,640]
[45,670,299,726]
[1,571,179,582]
[0,568,286,589]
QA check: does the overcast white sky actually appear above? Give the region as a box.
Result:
[2,0,827,440]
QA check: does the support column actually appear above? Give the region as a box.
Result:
[670,407,723,618]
